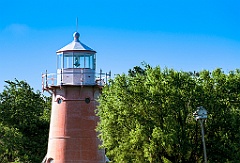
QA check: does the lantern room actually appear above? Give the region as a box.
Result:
[56,32,96,85]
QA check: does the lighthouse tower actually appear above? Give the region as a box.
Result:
[42,32,109,163]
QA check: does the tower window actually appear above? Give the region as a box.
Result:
[47,158,54,163]
[85,97,90,104]
[57,98,62,104]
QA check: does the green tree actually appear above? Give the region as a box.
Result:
[97,65,240,163]
[0,79,51,163]
[198,69,240,162]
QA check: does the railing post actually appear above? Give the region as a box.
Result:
[46,70,48,88]
[100,69,102,82]
[105,73,108,84]
[42,73,44,92]
[108,71,111,84]
[61,69,63,85]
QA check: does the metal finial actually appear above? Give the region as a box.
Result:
[73,32,80,42]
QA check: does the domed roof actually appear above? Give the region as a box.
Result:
[56,32,96,53]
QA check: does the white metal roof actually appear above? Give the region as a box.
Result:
[56,32,96,53]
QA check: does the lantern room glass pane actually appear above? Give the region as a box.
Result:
[73,55,80,68]
[57,53,63,69]
[80,56,84,68]
[85,56,90,68]
[89,55,94,69]
[63,54,73,68]
[60,52,96,69]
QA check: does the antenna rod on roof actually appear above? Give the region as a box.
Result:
[76,17,78,32]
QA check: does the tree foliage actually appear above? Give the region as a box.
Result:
[97,65,240,163]
[0,79,51,163]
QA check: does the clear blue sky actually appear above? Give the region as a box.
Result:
[0,0,240,92]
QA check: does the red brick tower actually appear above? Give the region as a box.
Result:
[42,32,110,163]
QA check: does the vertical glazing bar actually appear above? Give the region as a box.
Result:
[63,54,64,69]
[94,54,96,70]
[72,52,74,68]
